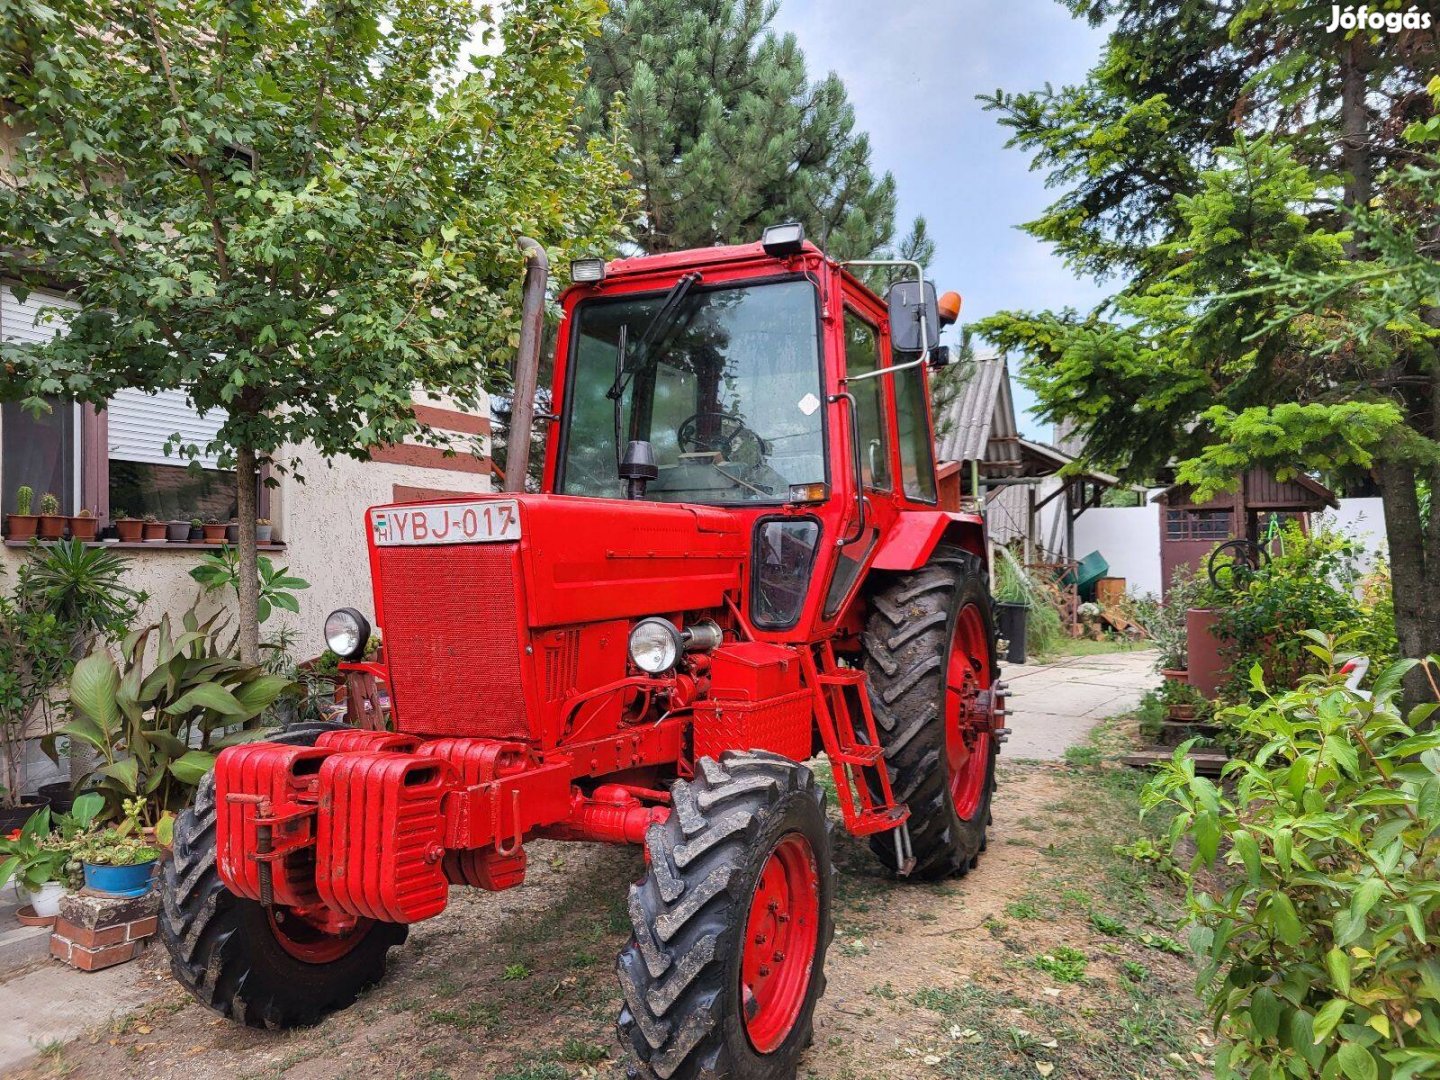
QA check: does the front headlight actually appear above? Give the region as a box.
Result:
[628,618,682,674]
[324,607,372,661]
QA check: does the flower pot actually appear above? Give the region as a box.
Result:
[115,518,143,542]
[14,903,55,928]
[36,780,77,815]
[22,880,66,918]
[1161,668,1189,685]
[6,514,38,540]
[188,525,204,542]
[37,514,67,540]
[141,521,167,542]
[202,524,227,544]
[225,523,239,543]
[166,520,190,542]
[1167,704,1197,722]
[81,859,157,898]
[68,515,98,541]
[0,795,51,834]
[995,601,1029,664]
[256,524,273,544]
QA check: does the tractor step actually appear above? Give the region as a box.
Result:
[816,669,866,686]
[832,745,885,766]
[846,806,910,837]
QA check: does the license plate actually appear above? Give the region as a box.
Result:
[370,500,520,546]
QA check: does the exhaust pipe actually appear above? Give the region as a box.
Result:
[504,236,549,493]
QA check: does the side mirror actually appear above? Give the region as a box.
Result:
[887,279,939,353]
[927,344,952,369]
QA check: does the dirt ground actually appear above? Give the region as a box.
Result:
[13,737,1211,1080]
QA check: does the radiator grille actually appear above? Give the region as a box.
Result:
[376,543,530,739]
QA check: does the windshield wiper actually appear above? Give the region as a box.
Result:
[604,271,701,402]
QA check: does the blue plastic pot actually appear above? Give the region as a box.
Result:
[82,859,157,898]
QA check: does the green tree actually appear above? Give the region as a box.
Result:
[0,0,633,661]
[978,2,1438,699]
[582,0,913,259]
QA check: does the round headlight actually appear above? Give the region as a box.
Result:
[324,608,371,661]
[628,618,682,674]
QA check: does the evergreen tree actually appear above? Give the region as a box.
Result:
[582,0,913,260]
[977,1,1439,696]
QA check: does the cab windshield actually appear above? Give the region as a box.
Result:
[558,279,825,504]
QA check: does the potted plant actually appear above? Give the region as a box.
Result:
[202,517,227,544]
[7,485,38,541]
[0,807,72,919]
[71,798,160,897]
[166,517,190,542]
[37,492,66,540]
[224,518,240,543]
[188,517,204,542]
[69,507,98,542]
[141,513,167,542]
[113,508,143,543]
[255,517,273,544]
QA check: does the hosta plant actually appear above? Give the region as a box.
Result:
[1144,633,1440,1080]
[57,606,294,824]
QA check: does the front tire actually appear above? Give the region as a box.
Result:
[862,546,1000,880]
[618,752,835,1079]
[159,726,408,1028]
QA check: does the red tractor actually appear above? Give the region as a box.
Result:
[160,224,1010,1079]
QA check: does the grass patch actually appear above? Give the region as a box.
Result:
[1031,945,1088,983]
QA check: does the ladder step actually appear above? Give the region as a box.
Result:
[834,745,885,766]
[817,669,866,686]
[847,806,910,837]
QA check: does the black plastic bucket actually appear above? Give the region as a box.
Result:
[995,602,1029,664]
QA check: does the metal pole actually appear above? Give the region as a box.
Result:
[505,236,549,493]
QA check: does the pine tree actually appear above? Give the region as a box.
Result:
[582,0,912,260]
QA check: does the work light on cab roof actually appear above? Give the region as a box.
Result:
[162,225,1010,1080]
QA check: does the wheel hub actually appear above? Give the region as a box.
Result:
[740,832,820,1053]
[944,603,995,819]
[267,903,371,964]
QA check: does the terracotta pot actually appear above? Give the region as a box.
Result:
[37,514,67,540]
[6,514,38,540]
[1161,668,1189,685]
[166,520,190,542]
[202,524,227,544]
[115,518,143,542]
[69,516,98,541]
[1186,608,1226,700]
[14,903,55,928]
[1167,703,1197,721]
[141,521,168,542]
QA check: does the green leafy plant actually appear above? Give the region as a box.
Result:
[13,486,32,516]
[1032,946,1088,983]
[1151,568,1215,672]
[189,548,309,625]
[37,492,59,516]
[189,517,202,529]
[0,807,69,889]
[1143,636,1440,1080]
[72,801,160,867]
[58,607,294,823]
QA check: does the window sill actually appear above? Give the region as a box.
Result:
[5,540,287,551]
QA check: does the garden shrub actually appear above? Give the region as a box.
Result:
[1212,524,1396,701]
[1144,636,1440,1080]
[1151,567,1216,673]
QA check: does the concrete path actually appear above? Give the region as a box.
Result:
[0,952,154,1075]
[1000,649,1159,760]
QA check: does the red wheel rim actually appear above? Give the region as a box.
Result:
[945,603,993,820]
[740,832,820,1054]
[267,905,373,964]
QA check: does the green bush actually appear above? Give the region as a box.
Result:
[1151,567,1216,672]
[1212,524,1396,701]
[1143,635,1440,1080]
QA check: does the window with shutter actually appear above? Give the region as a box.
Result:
[1,287,80,516]
[106,389,236,522]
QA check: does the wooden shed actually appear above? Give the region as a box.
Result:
[1153,466,1338,595]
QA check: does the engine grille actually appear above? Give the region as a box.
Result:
[375,543,531,739]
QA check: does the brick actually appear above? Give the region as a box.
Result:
[127,915,158,941]
[58,889,159,932]
[53,917,127,950]
[49,931,146,972]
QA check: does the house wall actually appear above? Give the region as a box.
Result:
[1072,502,1164,598]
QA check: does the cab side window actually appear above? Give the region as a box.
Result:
[843,311,890,490]
[894,362,937,502]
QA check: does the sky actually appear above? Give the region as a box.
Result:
[769,0,1112,440]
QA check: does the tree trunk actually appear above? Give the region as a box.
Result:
[1378,460,1431,709]
[235,445,260,665]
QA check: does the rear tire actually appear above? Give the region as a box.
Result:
[861,546,1000,880]
[618,751,835,1079]
[159,725,408,1028]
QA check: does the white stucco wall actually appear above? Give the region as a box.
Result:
[1072,503,1164,598]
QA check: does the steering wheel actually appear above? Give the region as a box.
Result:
[677,411,765,464]
[1208,538,1270,591]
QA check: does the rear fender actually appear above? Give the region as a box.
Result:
[871,511,988,572]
